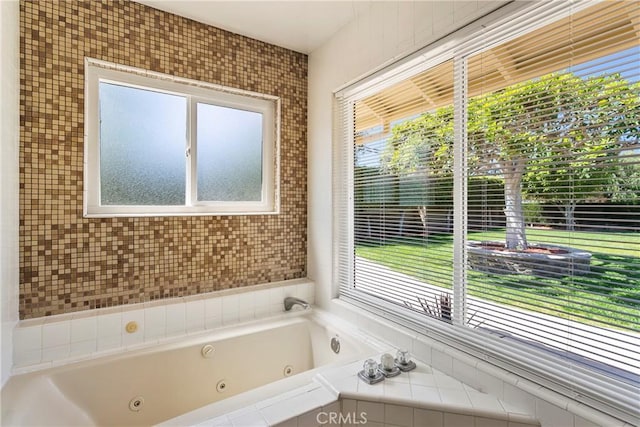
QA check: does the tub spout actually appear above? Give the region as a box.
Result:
[284,296,309,311]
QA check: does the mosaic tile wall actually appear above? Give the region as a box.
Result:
[19,0,307,319]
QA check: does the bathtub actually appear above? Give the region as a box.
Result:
[1,310,375,426]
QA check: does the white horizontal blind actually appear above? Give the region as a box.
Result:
[335,0,640,423]
[347,60,458,323]
[465,0,640,392]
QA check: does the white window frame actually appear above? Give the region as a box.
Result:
[84,58,280,217]
[334,1,639,424]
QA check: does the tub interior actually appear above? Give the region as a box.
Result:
[2,315,371,426]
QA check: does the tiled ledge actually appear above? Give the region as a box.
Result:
[188,355,540,427]
[320,356,539,426]
[12,279,315,374]
[327,299,634,427]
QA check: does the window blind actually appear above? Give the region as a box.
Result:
[465,0,640,382]
[335,1,639,423]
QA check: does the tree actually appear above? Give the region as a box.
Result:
[384,72,639,249]
[381,107,454,232]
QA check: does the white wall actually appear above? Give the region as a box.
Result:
[308,0,508,308]
[0,0,21,386]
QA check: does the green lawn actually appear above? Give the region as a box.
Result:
[355,228,640,331]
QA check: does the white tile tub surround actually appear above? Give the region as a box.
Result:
[11,278,315,372]
[199,354,540,427]
[327,299,633,427]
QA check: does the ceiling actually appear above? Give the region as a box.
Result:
[134,0,369,54]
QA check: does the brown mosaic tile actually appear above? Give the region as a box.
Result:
[19,0,307,319]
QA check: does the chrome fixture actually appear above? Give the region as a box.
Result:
[284,296,309,311]
[378,353,401,377]
[358,358,384,384]
[395,349,416,372]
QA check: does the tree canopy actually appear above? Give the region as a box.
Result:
[382,71,640,248]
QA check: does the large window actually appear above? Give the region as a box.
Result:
[336,1,639,423]
[85,59,279,216]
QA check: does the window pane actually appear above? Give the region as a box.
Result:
[352,60,455,323]
[99,82,187,205]
[196,103,263,202]
[465,1,640,379]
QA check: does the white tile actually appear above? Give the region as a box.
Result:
[70,339,96,357]
[474,369,504,398]
[443,413,474,427]
[412,362,433,375]
[230,409,268,427]
[434,374,465,390]
[199,415,231,427]
[166,303,186,335]
[358,400,385,423]
[272,418,297,427]
[186,299,205,332]
[269,303,284,315]
[238,292,256,321]
[410,385,441,403]
[535,399,572,427]
[145,326,165,341]
[383,381,412,401]
[144,306,166,337]
[414,408,443,427]
[14,325,42,351]
[323,401,340,414]
[282,285,297,298]
[13,348,41,367]
[409,372,437,388]
[252,289,271,312]
[431,350,453,375]
[322,361,359,383]
[254,304,270,319]
[97,334,121,351]
[41,344,70,362]
[386,372,411,384]
[222,294,240,325]
[467,392,505,413]
[333,375,359,394]
[255,384,320,410]
[42,321,71,347]
[70,316,97,343]
[18,318,45,328]
[357,380,385,398]
[574,415,599,427]
[205,316,222,330]
[204,297,222,319]
[297,282,313,300]
[342,399,357,415]
[97,312,122,338]
[476,417,507,427]
[502,383,535,415]
[269,286,284,306]
[453,359,478,389]
[298,408,321,427]
[384,403,413,427]
[439,388,471,407]
[260,400,300,425]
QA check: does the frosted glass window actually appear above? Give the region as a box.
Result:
[196,103,263,201]
[99,83,187,205]
[85,59,278,216]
